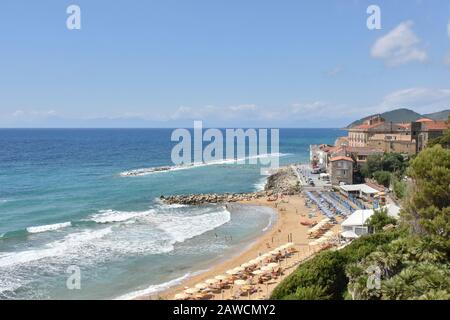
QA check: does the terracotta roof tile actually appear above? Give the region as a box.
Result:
[416,118,433,123]
[423,121,449,131]
[330,156,354,162]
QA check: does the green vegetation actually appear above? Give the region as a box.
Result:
[272,144,450,300]
[361,153,407,178]
[391,175,407,200]
[271,231,402,300]
[366,208,397,233]
[360,152,408,188]
[372,171,391,187]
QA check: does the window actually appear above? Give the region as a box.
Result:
[354,226,368,235]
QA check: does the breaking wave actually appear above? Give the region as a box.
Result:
[26,222,72,234]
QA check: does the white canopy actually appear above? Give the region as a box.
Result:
[341,209,374,227]
[340,184,379,195]
[342,205,401,228]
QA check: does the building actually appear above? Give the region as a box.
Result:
[347,115,412,148]
[329,146,383,165]
[341,204,400,236]
[329,156,354,185]
[310,144,333,172]
[341,209,375,236]
[339,184,380,201]
[345,115,447,155]
[417,120,450,152]
[367,133,416,155]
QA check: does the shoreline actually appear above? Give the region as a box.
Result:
[136,193,326,300]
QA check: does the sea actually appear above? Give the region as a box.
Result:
[0,128,342,299]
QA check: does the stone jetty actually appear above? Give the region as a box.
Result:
[160,166,301,205]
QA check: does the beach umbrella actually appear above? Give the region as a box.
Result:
[185,287,199,294]
[252,270,264,275]
[195,283,208,290]
[261,266,272,272]
[241,262,252,268]
[226,269,239,275]
[248,259,260,265]
[174,293,188,300]
[267,262,278,269]
[286,242,295,247]
[234,279,248,286]
[261,253,271,259]
[233,266,245,273]
[205,278,218,285]
[215,275,228,281]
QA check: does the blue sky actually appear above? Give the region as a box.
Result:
[1,0,450,128]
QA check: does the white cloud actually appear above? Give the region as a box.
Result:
[377,88,450,113]
[11,109,56,118]
[371,21,427,66]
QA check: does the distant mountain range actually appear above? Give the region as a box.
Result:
[347,108,450,128]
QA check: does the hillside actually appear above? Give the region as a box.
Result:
[424,109,450,120]
[347,108,449,128]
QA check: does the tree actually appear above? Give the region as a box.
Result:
[361,153,407,180]
[391,176,407,199]
[401,145,450,242]
[366,208,397,232]
[373,171,391,187]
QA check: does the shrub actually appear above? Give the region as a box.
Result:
[271,231,401,300]
[372,171,391,187]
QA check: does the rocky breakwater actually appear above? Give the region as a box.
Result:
[264,166,301,195]
[161,166,301,205]
[161,191,269,205]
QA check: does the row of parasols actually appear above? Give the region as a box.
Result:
[174,242,296,300]
[307,218,336,246]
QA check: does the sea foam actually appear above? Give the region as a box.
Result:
[114,272,194,300]
[0,227,113,268]
[90,209,154,224]
[26,222,72,234]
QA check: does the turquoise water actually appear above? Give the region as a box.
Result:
[0,128,342,299]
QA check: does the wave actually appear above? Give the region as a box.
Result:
[90,209,155,224]
[120,153,290,177]
[253,177,267,191]
[156,207,231,244]
[114,272,195,300]
[0,227,113,268]
[26,222,72,234]
[262,210,277,232]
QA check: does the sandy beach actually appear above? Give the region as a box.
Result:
[137,193,339,300]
